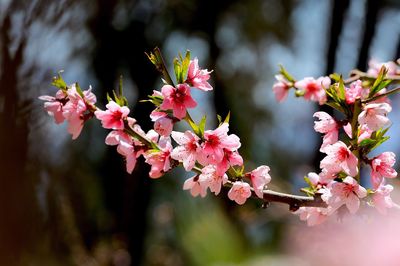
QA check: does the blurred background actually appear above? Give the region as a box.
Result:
[1,0,400,265]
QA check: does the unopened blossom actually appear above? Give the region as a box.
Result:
[320,141,358,177]
[228,181,251,205]
[95,100,130,130]
[295,207,329,226]
[186,57,213,91]
[358,102,392,131]
[183,175,207,198]
[199,123,241,165]
[198,165,227,195]
[215,149,243,176]
[295,76,330,104]
[370,152,397,188]
[323,176,367,214]
[367,59,399,76]
[272,75,291,102]
[62,84,97,139]
[160,83,197,119]
[150,111,173,136]
[144,136,173,178]
[171,130,200,171]
[372,183,394,214]
[313,111,339,152]
[307,172,330,188]
[345,80,363,104]
[39,90,67,124]
[247,165,271,199]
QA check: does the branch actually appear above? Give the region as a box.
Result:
[344,69,400,84]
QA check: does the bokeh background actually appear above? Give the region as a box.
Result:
[1,0,400,265]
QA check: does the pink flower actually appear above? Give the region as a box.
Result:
[367,59,399,76]
[199,123,241,165]
[323,176,367,214]
[150,111,173,136]
[170,130,200,171]
[144,136,173,178]
[320,141,358,177]
[215,149,243,176]
[39,90,67,124]
[62,84,97,139]
[358,103,392,131]
[183,175,208,198]
[307,172,330,188]
[295,76,330,105]
[313,111,339,152]
[198,165,228,195]
[345,80,363,104]
[160,83,197,119]
[228,181,251,205]
[95,100,130,130]
[343,123,373,142]
[295,207,329,226]
[372,183,394,214]
[186,57,213,91]
[117,141,139,174]
[247,165,271,199]
[370,152,397,188]
[272,75,290,102]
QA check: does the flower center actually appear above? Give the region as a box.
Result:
[306,82,319,93]
[172,88,186,104]
[338,147,350,161]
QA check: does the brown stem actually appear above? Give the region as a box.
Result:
[344,69,400,84]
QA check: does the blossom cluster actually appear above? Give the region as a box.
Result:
[40,49,400,226]
[273,58,400,225]
[40,49,271,206]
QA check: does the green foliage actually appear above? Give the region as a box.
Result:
[368,66,391,97]
[278,64,295,83]
[106,76,129,106]
[359,128,390,153]
[173,50,191,84]
[51,71,67,91]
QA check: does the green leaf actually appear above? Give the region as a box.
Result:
[52,71,67,91]
[337,77,346,101]
[173,57,182,84]
[217,114,222,125]
[223,111,230,124]
[181,50,191,82]
[199,115,207,136]
[329,73,341,82]
[185,114,200,136]
[303,176,313,188]
[369,66,388,97]
[279,64,295,83]
[359,138,375,147]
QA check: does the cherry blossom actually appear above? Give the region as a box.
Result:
[343,123,373,143]
[186,57,213,91]
[358,103,392,131]
[199,123,241,165]
[144,136,173,178]
[320,141,358,177]
[62,84,97,139]
[95,100,130,130]
[345,80,363,104]
[170,130,200,171]
[160,83,197,119]
[295,207,329,226]
[215,149,243,176]
[38,89,67,124]
[370,152,397,188]
[183,175,208,198]
[372,183,394,214]
[367,59,399,76]
[198,165,227,195]
[295,76,330,104]
[307,172,330,188]
[227,181,251,205]
[322,176,367,214]
[247,165,271,199]
[313,111,339,152]
[272,75,291,102]
[150,111,173,136]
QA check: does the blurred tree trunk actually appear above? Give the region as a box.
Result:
[0,14,42,265]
